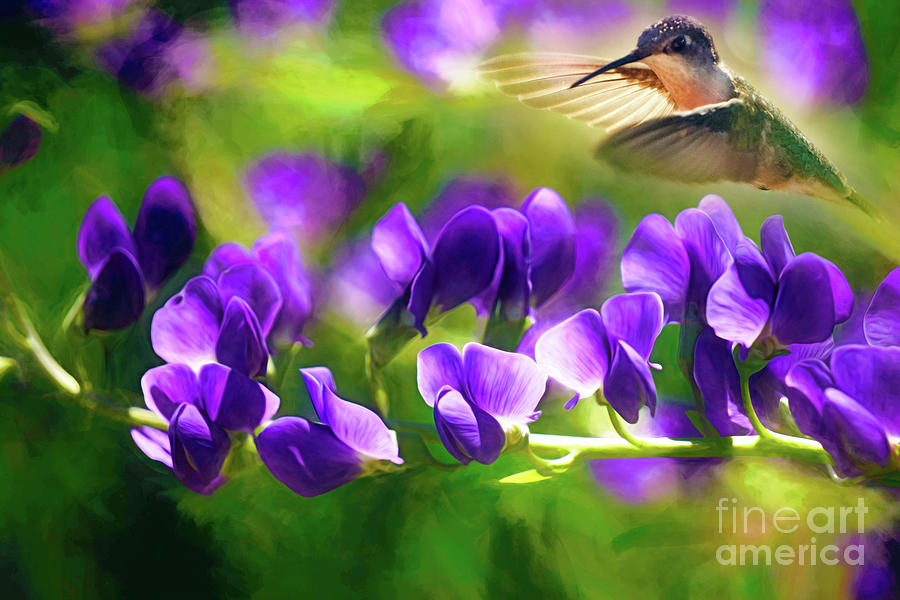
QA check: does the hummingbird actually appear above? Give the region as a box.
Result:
[479,15,875,217]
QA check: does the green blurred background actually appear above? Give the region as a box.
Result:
[1,0,899,598]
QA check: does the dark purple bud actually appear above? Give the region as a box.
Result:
[77,196,136,280]
[0,115,41,168]
[82,249,146,331]
[133,176,196,290]
[522,188,576,307]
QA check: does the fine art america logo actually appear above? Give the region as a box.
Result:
[715,497,867,566]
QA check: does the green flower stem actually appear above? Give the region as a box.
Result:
[605,405,644,448]
[739,366,773,439]
[527,431,833,465]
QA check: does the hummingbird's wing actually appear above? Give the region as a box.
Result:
[478,53,677,132]
[596,99,761,183]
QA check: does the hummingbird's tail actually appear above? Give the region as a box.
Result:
[845,189,882,221]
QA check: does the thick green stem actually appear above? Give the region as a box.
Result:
[605,405,643,448]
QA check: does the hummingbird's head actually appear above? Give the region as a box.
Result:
[570,16,732,110]
[635,15,718,66]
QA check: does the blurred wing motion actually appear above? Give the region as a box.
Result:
[597,98,761,184]
[478,53,677,132]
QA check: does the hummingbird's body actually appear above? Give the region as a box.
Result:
[480,15,873,215]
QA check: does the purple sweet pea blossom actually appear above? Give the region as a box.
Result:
[416,342,546,464]
[759,0,869,107]
[534,293,664,423]
[244,152,366,248]
[785,345,900,477]
[324,239,399,327]
[418,176,517,240]
[256,367,402,497]
[706,214,852,353]
[132,362,280,494]
[150,270,280,377]
[77,177,196,331]
[28,0,136,34]
[97,11,214,97]
[203,231,314,347]
[371,202,501,335]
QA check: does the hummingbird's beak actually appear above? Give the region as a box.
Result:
[569,49,650,88]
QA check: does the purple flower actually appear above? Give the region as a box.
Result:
[665,0,736,24]
[534,293,664,423]
[324,239,399,327]
[150,269,281,377]
[97,11,213,96]
[0,115,41,170]
[77,176,195,331]
[785,345,900,476]
[474,187,577,321]
[590,401,713,503]
[621,194,736,324]
[864,266,900,347]
[244,152,366,248]
[759,0,869,107]
[371,201,501,335]
[382,0,501,88]
[417,342,546,465]
[524,1,632,52]
[256,367,402,497]
[203,231,314,347]
[706,214,852,353]
[132,362,280,493]
[851,528,900,600]
[230,0,336,37]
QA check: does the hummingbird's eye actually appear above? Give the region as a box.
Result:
[670,35,689,52]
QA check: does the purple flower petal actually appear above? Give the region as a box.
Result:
[231,0,336,36]
[693,328,752,435]
[831,345,900,436]
[434,387,505,465]
[760,215,794,277]
[462,343,545,423]
[674,208,732,309]
[151,276,223,369]
[76,196,136,279]
[770,253,837,345]
[620,214,690,322]
[217,262,283,337]
[419,176,517,239]
[215,297,268,377]
[522,188,576,307]
[314,386,402,464]
[140,363,200,420]
[406,259,436,335]
[534,309,609,405]
[784,358,833,437]
[371,203,430,288]
[603,340,656,424]
[252,231,314,345]
[256,417,362,497]
[300,366,338,418]
[427,205,501,314]
[492,207,531,319]
[82,248,146,332]
[203,243,255,279]
[131,426,173,468]
[821,388,890,477]
[0,115,41,168]
[698,194,744,253]
[821,258,853,323]
[865,267,900,347]
[169,403,230,495]
[600,292,664,361]
[706,264,771,348]
[199,363,279,432]
[416,343,464,407]
[133,176,196,290]
[733,238,776,302]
